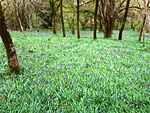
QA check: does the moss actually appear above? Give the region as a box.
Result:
[10,66,22,75]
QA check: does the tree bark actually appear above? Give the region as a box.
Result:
[17,14,25,36]
[67,16,75,35]
[100,0,116,38]
[35,13,40,32]
[13,0,25,36]
[143,28,145,47]
[52,15,56,34]
[60,0,66,37]
[71,15,75,35]
[144,0,150,38]
[0,3,21,74]
[77,0,80,39]
[139,15,146,41]
[93,0,99,39]
[28,14,33,32]
[103,27,114,38]
[90,18,93,31]
[118,0,131,40]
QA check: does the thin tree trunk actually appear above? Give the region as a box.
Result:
[90,18,93,31]
[13,0,25,36]
[143,28,145,47]
[71,15,75,35]
[77,0,80,39]
[98,16,102,32]
[93,0,99,39]
[0,3,21,74]
[144,0,150,38]
[139,15,146,41]
[118,0,131,40]
[67,16,75,35]
[16,10,25,36]
[35,14,40,32]
[52,15,56,34]
[60,0,66,37]
[29,14,33,32]
[131,22,135,31]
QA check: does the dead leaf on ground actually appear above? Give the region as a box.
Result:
[0,95,7,101]
[0,72,4,75]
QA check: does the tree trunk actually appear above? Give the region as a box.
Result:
[100,0,116,38]
[118,0,131,40]
[16,10,25,36]
[0,3,21,74]
[80,22,86,30]
[13,0,25,36]
[67,16,75,35]
[71,15,75,35]
[77,0,80,39]
[139,15,146,41]
[93,0,99,39]
[52,15,56,34]
[35,14,40,32]
[144,0,150,38]
[90,18,93,31]
[143,28,145,47]
[29,14,33,32]
[98,16,102,32]
[103,28,113,38]
[60,0,66,37]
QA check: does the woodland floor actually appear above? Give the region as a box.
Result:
[0,30,150,112]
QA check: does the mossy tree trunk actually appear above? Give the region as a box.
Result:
[99,0,116,38]
[49,0,58,35]
[52,14,57,34]
[71,14,75,35]
[0,2,21,74]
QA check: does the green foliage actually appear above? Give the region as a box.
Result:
[0,30,150,112]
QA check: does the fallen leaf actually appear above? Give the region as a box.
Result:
[0,95,7,100]
[0,72,4,75]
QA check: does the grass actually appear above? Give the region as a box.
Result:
[0,29,150,113]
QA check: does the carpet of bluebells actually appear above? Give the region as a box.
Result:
[0,30,150,112]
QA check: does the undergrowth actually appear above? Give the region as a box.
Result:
[0,30,150,112]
